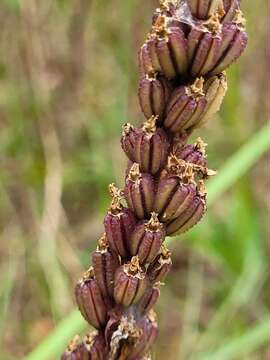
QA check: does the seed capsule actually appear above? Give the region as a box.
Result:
[61,335,90,360]
[83,332,107,360]
[139,16,188,79]
[109,313,158,360]
[187,0,240,22]
[139,283,161,314]
[92,234,120,301]
[166,180,207,235]
[173,137,208,167]
[121,116,170,175]
[188,14,247,77]
[127,312,159,360]
[114,256,148,307]
[164,74,227,133]
[148,245,172,283]
[124,163,155,220]
[129,213,166,264]
[138,72,171,120]
[104,184,136,258]
[75,268,107,329]
[154,156,199,222]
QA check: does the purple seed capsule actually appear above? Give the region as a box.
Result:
[166,180,207,235]
[130,213,166,264]
[164,74,227,133]
[173,137,208,167]
[104,184,136,258]
[187,15,247,77]
[154,156,199,222]
[108,312,158,360]
[138,72,171,120]
[139,16,188,79]
[187,0,240,21]
[113,256,148,307]
[148,245,172,283]
[121,116,170,175]
[126,312,159,360]
[139,283,161,314]
[124,163,155,220]
[92,234,120,301]
[75,268,108,329]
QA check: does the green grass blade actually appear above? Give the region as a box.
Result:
[24,311,86,360]
[25,123,270,360]
[200,316,270,360]
[207,122,270,205]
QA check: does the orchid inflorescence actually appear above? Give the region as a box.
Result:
[61,1,247,359]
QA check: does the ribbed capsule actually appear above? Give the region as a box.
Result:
[114,256,148,307]
[139,16,188,79]
[83,332,107,360]
[154,157,199,223]
[92,234,120,301]
[61,336,90,360]
[138,283,161,314]
[164,74,227,133]
[188,15,247,77]
[75,268,107,329]
[121,116,170,175]
[166,180,207,235]
[138,72,171,120]
[126,313,159,360]
[173,137,208,167]
[129,213,166,264]
[104,185,136,258]
[187,0,240,22]
[148,245,172,283]
[124,163,155,220]
[109,313,158,360]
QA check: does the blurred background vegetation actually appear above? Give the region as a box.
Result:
[0,0,270,359]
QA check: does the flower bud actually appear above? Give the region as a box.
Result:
[188,14,247,77]
[130,213,165,264]
[83,332,107,360]
[138,72,171,120]
[166,180,207,235]
[139,283,161,314]
[61,335,90,360]
[148,245,172,283]
[121,117,170,175]
[173,137,208,167]
[139,17,188,79]
[124,164,155,220]
[104,184,136,258]
[164,75,227,133]
[114,256,148,307]
[75,268,107,329]
[92,234,120,301]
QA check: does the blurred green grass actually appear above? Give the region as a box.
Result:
[1,0,270,359]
